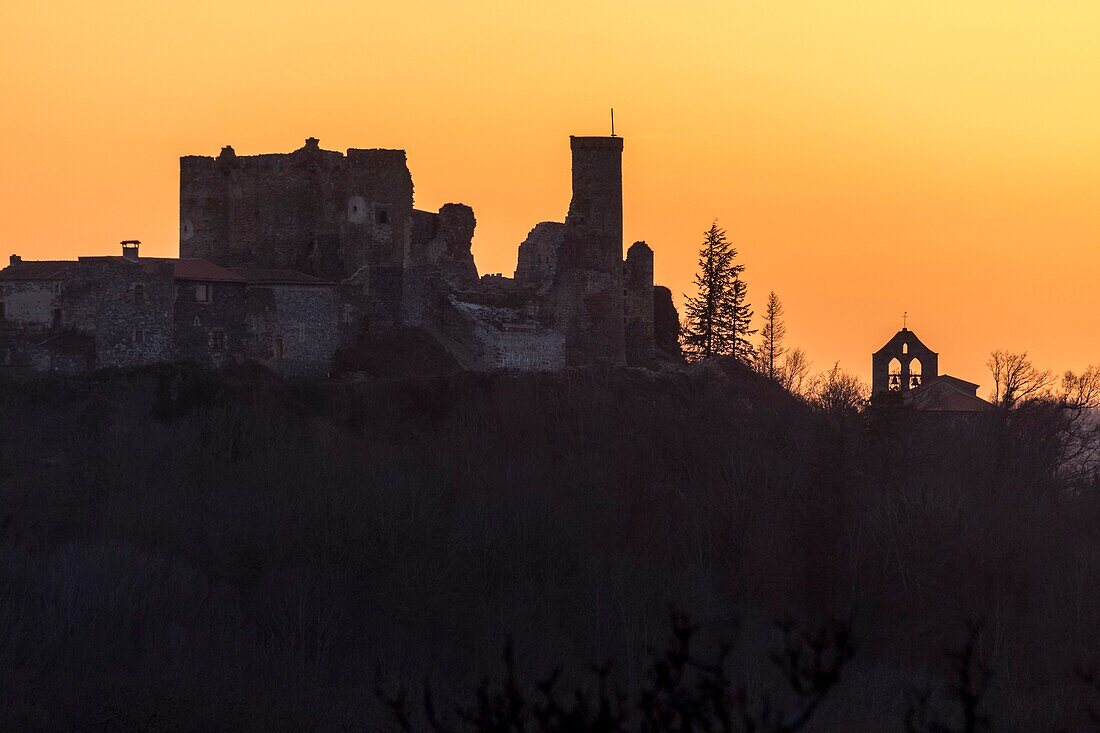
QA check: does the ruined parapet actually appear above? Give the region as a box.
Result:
[623,241,655,365]
[551,136,626,365]
[514,221,565,290]
[653,286,682,361]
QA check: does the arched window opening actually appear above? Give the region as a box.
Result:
[902,342,908,355]
[888,357,902,391]
[909,358,923,389]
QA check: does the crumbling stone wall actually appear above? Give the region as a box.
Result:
[514,222,565,290]
[653,286,682,361]
[440,297,565,371]
[402,203,479,330]
[623,241,655,365]
[180,139,414,284]
[407,203,478,287]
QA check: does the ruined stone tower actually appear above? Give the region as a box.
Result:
[552,136,626,364]
[623,241,655,364]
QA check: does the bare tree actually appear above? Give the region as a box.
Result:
[987,350,1053,408]
[809,363,868,417]
[757,291,787,380]
[1057,365,1100,410]
[778,347,812,398]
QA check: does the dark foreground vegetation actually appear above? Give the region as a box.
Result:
[1,361,1098,730]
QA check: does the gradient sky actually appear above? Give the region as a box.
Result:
[2,1,1098,389]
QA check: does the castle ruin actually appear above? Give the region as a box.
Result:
[1,134,681,375]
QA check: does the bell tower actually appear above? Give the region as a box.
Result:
[872,326,939,397]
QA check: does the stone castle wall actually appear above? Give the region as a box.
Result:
[180,139,414,281]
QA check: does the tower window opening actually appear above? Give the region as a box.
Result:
[888,357,902,392]
[909,358,923,389]
[377,208,390,225]
[902,343,908,354]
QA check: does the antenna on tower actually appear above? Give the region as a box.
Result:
[610,108,616,137]
[903,311,908,330]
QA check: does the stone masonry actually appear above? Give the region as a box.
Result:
[1,133,679,375]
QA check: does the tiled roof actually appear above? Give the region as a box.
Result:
[228,267,329,285]
[84,256,246,282]
[0,260,82,280]
[166,259,245,283]
[908,378,994,412]
[1,256,246,283]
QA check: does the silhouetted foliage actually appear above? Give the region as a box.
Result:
[379,611,854,732]
[808,362,868,418]
[906,621,993,733]
[777,347,812,397]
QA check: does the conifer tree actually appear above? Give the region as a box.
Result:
[757,291,786,379]
[681,221,755,363]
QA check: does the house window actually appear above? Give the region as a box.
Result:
[210,330,225,352]
[51,308,62,330]
[376,207,390,225]
[134,329,146,345]
[195,283,211,303]
[274,336,284,361]
[133,283,145,303]
[52,282,61,294]
[0,301,5,320]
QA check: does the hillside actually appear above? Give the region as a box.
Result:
[0,362,1097,730]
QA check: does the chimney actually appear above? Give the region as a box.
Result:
[120,240,140,262]
[9,254,20,266]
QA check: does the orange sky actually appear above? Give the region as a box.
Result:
[2,1,1098,389]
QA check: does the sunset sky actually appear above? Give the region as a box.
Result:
[2,1,1097,388]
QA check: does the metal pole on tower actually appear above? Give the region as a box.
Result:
[611,108,616,137]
